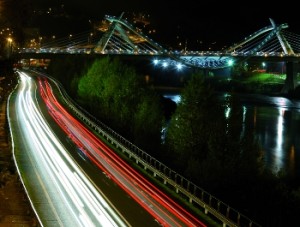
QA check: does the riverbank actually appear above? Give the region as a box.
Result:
[155,71,300,100]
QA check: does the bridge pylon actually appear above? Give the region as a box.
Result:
[281,61,299,94]
[269,18,294,55]
[94,12,127,53]
[94,12,166,55]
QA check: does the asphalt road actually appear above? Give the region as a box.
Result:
[0,74,39,226]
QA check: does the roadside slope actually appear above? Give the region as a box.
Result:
[0,79,38,226]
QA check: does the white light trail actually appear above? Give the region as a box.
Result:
[38,73,205,226]
[15,71,128,227]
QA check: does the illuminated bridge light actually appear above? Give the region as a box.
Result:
[227,59,234,66]
[162,62,168,68]
[176,63,183,70]
[153,59,159,65]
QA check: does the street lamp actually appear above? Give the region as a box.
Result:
[7,37,13,58]
[88,33,93,44]
[261,62,267,72]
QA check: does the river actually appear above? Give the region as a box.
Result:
[163,92,300,178]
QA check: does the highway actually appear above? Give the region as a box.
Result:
[8,70,206,226]
[8,71,129,226]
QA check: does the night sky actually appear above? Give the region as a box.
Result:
[32,0,300,50]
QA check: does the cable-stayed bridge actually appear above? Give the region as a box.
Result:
[13,14,300,226]
[17,13,300,92]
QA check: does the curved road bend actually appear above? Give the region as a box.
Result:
[9,70,207,227]
[8,71,129,227]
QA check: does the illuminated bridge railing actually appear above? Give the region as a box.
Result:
[17,47,300,58]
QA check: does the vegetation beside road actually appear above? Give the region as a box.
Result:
[1,52,298,227]
[46,56,300,226]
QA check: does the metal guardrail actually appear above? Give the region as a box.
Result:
[36,70,261,227]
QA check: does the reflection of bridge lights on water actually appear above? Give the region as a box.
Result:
[274,108,285,172]
[163,94,181,104]
[276,97,292,107]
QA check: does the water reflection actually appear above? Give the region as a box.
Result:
[241,106,246,138]
[258,106,300,177]
[164,93,300,177]
[290,145,295,174]
[275,108,284,170]
[163,94,181,104]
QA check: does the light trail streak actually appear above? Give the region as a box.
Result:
[37,73,206,227]
[15,71,128,227]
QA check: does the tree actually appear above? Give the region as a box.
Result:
[165,72,264,193]
[133,91,164,156]
[77,56,164,155]
[48,56,92,95]
[77,57,116,122]
[165,72,226,176]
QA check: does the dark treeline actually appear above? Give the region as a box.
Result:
[47,55,166,157]
[46,55,300,226]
